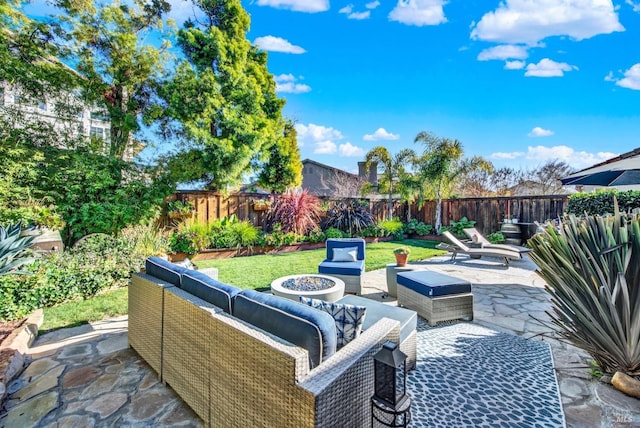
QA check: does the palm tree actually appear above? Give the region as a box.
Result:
[362,146,416,220]
[414,131,492,233]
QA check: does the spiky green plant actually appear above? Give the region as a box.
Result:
[529,205,640,377]
[0,222,36,275]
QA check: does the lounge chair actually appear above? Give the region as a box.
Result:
[438,231,522,266]
[462,227,532,255]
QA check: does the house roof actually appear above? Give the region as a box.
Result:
[570,147,640,175]
[302,158,359,179]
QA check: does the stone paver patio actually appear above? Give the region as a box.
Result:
[1,253,639,427]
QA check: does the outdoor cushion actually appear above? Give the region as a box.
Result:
[397,270,471,297]
[300,297,366,348]
[337,295,417,345]
[145,256,189,286]
[332,246,358,262]
[326,238,366,261]
[318,259,364,276]
[233,290,337,369]
[181,271,241,314]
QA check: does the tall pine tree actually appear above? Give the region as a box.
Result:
[257,121,302,194]
[161,0,285,191]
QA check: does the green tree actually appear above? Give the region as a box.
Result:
[363,146,416,220]
[257,120,302,194]
[57,0,172,160]
[159,0,285,191]
[414,131,492,232]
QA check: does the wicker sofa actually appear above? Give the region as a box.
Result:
[129,257,403,428]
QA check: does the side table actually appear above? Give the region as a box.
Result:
[385,264,415,298]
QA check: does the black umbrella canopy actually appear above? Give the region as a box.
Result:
[561,169,640,186]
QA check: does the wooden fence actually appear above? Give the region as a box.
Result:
[171,191,569,236]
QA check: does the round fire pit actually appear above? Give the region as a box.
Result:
[270,274,345,302]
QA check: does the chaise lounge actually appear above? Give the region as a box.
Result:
[462,227,532,255]
[438,231,522,266]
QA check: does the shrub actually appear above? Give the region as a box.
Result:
[168,231,198,255]
[529,205,640,377]
[567,190,640,216]
[266,189,321,236]
[322,199,375,236]
[486,231,505,244]
[306,227,326,244]
[262,224,303,247]
[324,227,343,239]
[445,216,476,237]
[403,219,433,236]
[0,232,145,321]
[359,224,384,238]
[378,219,404,240]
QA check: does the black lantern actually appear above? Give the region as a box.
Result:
[373,340,408,407]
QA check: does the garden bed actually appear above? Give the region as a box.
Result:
[170,236,398,262]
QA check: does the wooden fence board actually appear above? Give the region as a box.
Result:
[171,191,570,234]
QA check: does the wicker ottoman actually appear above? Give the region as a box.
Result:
[397,271,473,327]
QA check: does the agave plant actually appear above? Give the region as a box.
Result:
[0,222,36,275]
[528,204,640,377]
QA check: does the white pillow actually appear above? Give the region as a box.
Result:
[332,246,358,262]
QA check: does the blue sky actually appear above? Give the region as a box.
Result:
[232,0,640,174]
[23,0,640,175]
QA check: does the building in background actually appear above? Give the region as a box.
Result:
[301,159,379,197]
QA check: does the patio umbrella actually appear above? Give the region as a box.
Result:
[561,169,640,186]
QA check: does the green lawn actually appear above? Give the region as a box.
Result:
[41,239,445,332]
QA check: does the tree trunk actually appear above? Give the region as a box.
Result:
[435,197,442,234]
[387,191,393,220]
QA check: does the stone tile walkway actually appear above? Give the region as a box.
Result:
[1,253,639,427]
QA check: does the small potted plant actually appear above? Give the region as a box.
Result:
[167,200,195,219]
[252,198,271,211]
[393,247,411,267]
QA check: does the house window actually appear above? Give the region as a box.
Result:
[90,126,105,139]
[308,166,313,174]
[90,110,109,121]
[38,100,47,111]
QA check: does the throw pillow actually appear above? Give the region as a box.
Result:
[300,297,366,348]
[332,246,358,262]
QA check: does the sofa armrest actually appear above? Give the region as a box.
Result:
[300,317,401,427]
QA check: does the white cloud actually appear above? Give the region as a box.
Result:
[339,142,365,157]
[295,123,344,151]
[339,4,353,14]
[257,0,329,13]
[315,141,338,154]
[612,63,640,90]
[626,0,640,12]
[471,0,624,45]
[389,0,447,26]
[348,11,371,19]
[254,36,306,54]
[491,146,617,168]
[274,74,311,93]
[491,151,525,160]
[366,1,381,9]
[363,128,400,141]
[528,127,554,137]
[505,60,526,70]
[525,58,577,77]
[477,45,529,61]
[525,145,617,167]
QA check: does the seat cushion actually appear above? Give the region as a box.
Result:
[300,297,366,348]
[318,259,364,276]
[145,256,190,286]
[397,270,471,297]
[233,290,337,369]
[181,271,241,314]
[337,295,417,344]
